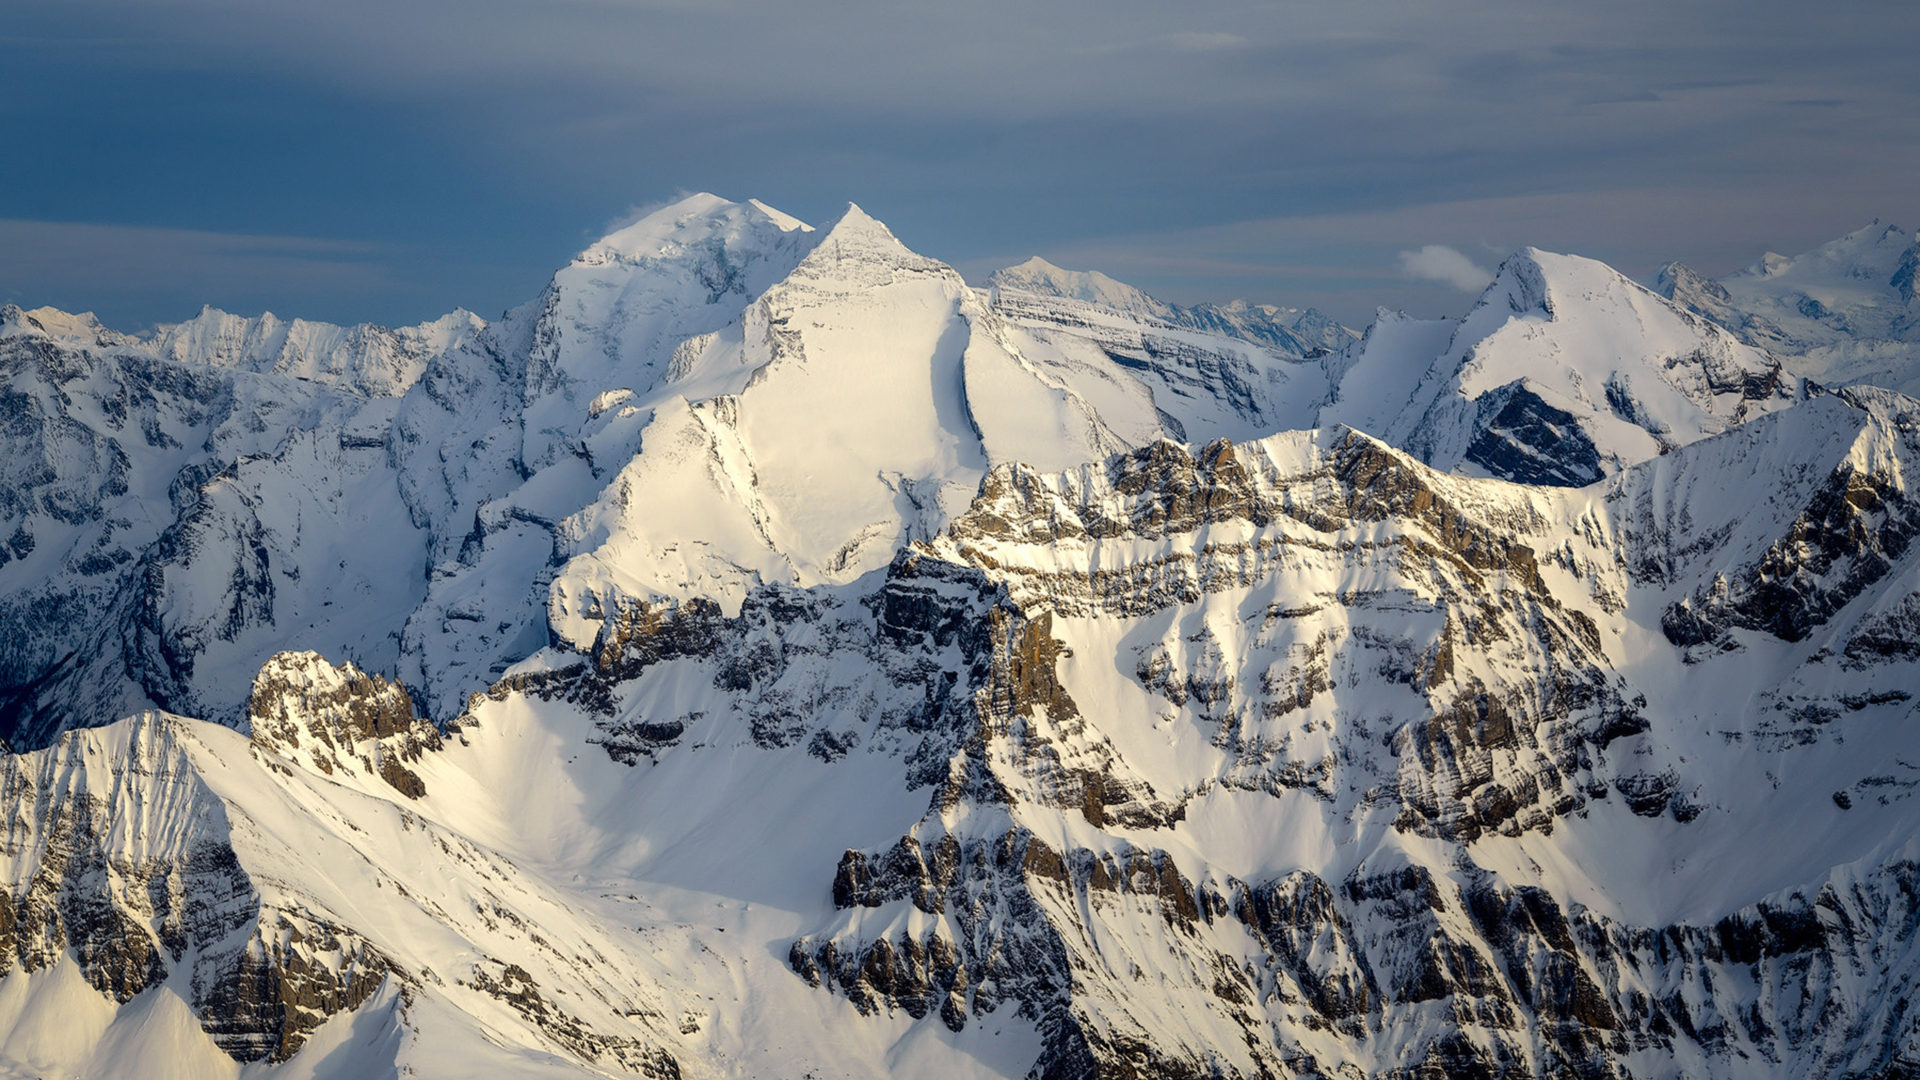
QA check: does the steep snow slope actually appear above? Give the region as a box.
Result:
[1659,221,1920,396]
[990,259,1178,323]
[991,257,1356,356]
[547,206,1167,637]
[1326,248,1802,485]
[546,205,997,628]
[1314,309,1457,440]
[0,661,694,1080]
[514,193,822,472]
[0,645,1052,1080]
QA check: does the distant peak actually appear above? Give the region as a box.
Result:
[0,305,141,348]
[434,307,486,328]
[1817,219,1914,252]
[1653,260,1693,288]
[21,306,105,336]
[0,304,48,342]
[176,303,282,329]
[1478,248,1556,316]
[1005,255,1066,275]
[639,191,734,222]
[989,257,1160,313]
[1494,246,1634,287]
[1654,261,1732,305]
[1724,221,1918,287]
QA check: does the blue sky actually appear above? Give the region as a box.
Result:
[2,0,1915,329]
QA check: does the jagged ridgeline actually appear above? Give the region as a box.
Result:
[0,196,1916,1078]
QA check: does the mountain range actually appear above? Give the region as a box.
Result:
[0,194,1917,1079]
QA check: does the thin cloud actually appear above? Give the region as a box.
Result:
[1167,31,1250,53]
[1397,245,1496,293]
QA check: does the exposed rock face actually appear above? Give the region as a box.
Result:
[798,825,1920,1079]
[194,910,393,1062]
[926,431,1626,844]
[0,714,394,1062]
[247,651,440,798]
[0,318,431,748]
[337,380,1902,1076]
[1660,391,1920,650]
[1464,382,1606,487]
[1894,247,1920,307]
[748,398,1920,1077]
[462,961,683,1078]
[0,700,692,1075]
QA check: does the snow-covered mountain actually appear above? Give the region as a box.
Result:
[986,257,1358,445]
[1,195,1368,740]
[2,195,1920,1080]
[1658,220,1920,396]
[990,256,1356,356]
[1321,247,1804,486]
[5,302,483,398]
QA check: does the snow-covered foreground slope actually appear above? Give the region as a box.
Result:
[0,384,1917,1078]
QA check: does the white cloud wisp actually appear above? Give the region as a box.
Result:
[1398,244,1496,293]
